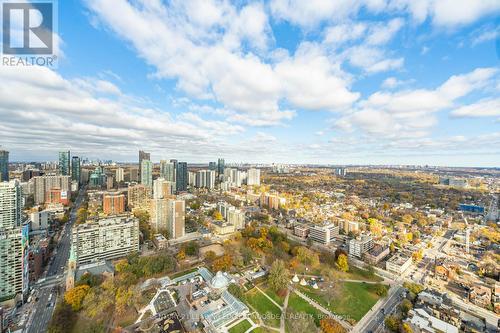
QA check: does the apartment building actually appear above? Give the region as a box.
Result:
[71,215,139,265]
[386,253,412,275]
[349,234,374,258]
[308,223,339,245]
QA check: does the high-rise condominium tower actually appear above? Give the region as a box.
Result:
[175,162,188,192]
[58,151,70,176]
[141,160,153,188]
[71,156,81,184]
[0,180,29,300]
[0,149,9,181]
[138,150,150,176]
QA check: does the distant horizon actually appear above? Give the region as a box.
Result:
[7,157,500,170]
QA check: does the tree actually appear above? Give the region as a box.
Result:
[204,250,217,263]
[286,310,316,333]
[368,218,383,238]
[336,254,349,272]
[334,248,347,260]
[268,260,290,292]
[64,285,90,311]
[240,246,253,265]
[183,241,200,256]
[402,214,413,224]
[366,264,375,277]
[403,282,424,295]
[47,301,76,333]
[401,322,414,333]
[371,283,388,297]
[400,299,413,315]
[296,246,320,267]
[76,272,102,288]
[227,283,244,300]
[213,210,223,220]
[212,254,233,271]
[384,315,400,332]
[115,286,135,316]
[114,259,130,273]
[176,249,186,261]
[76,207,88,224]
[320,317,346,333]
[412,249,423,262]
[324,283,342,307]
[389,242,395,253]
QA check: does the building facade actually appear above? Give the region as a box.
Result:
[103,193,126,215]
[31,175,71,204]
[127,184,151,210]
[247,168,261,186]
[167,199,185,239]
[160,160,176,183]
[58,151,70,176]
[195,170,216,190]
[138,150,150,177]
[0,181,28,301]
[217,158,225,176]
[141,160,153,188]
[349,235,374,258]
[176,162,188,192]
[115,167,124,183]
[71,215,139,265]
[308,223,339,245]
[150,198,168,233]
[386,253,412,275]
[71,156,81,184]
[0,149,9,181]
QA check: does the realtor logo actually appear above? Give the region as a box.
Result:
[2,1,53,55]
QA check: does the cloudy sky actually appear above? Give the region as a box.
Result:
[1,0,499,166]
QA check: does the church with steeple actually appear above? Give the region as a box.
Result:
[65,245,77,290]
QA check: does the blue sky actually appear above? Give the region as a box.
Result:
[1,0,499,166]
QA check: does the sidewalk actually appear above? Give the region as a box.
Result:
[292,288,352,331]
[352,284,402,333]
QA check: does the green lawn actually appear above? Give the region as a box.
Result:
[251,327,274,333]
[342,266,383,282]
[244,289,282,328]
[298,281,384,322]
[286,292,323,326]
[169,267,198,279]
[258,283,285,305]
[229,319,252,333]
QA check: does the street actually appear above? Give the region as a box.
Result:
[26,186,86,333]
[356,285,404,333]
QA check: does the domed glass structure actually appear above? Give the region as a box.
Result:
[211,271,230,289]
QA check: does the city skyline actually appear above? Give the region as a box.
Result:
[0,1,499,166]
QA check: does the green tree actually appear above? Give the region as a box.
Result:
[296,246,320,267]
[47,301,76,333]
[240,246,253,265]
[389,242,395,253]
[183,241,199,256]
[371,283,388,297]
[268,259,290,292]
[336,254,349,272]
[403,282,424,295]
[400,299,413,315]
[384,315,400,332]
[227,283,244,300]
